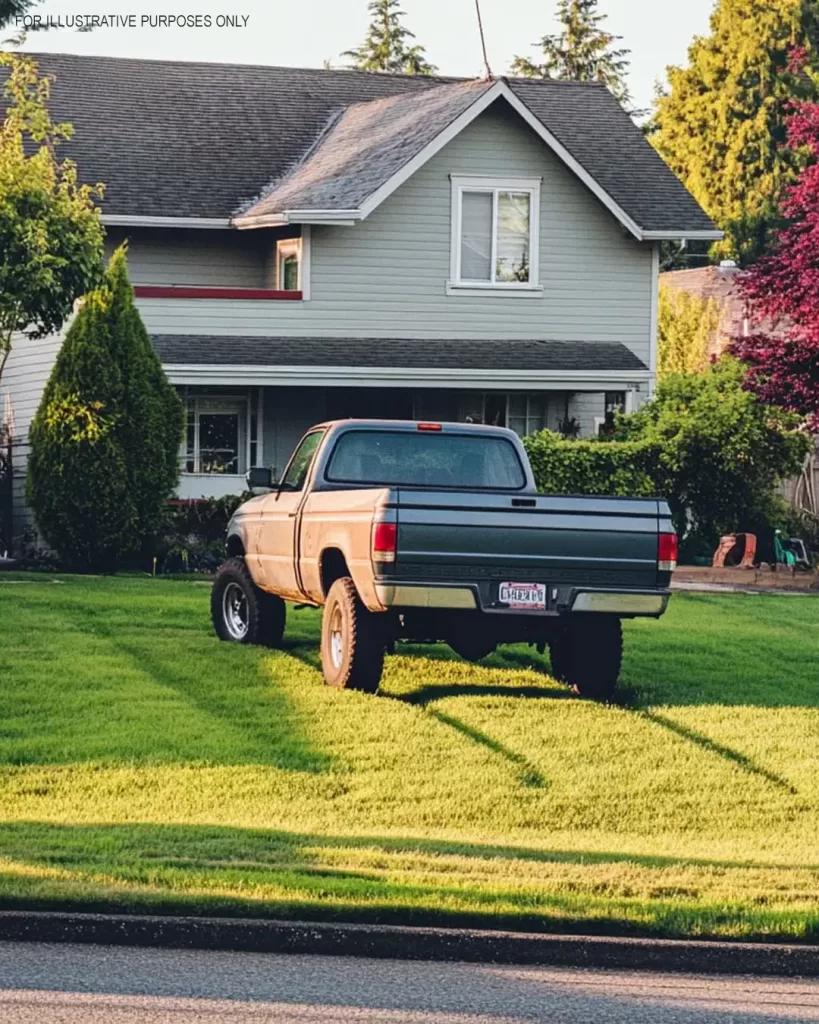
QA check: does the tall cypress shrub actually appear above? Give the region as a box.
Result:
[28,245,184,571]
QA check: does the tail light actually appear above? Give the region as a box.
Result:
[417,422,443,432]
[658,532,678,573]
[372,521,397,563]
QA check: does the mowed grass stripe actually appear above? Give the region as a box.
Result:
[1,575,818,940]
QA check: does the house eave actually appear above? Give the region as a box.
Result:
[641,229,724,241]
[164,363,652,390]
[233,210,362,230]
[102,215,233,229]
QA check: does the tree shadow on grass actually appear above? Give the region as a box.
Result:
[0,821,817,944]
[8,601,334,773]
[639,711,799,795]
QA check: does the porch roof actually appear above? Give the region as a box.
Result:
[152,335,648,372]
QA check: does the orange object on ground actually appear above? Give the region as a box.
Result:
[713,535,737,568]
[713,533,757,568]
[739,533,757,567]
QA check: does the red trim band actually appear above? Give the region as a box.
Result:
[133,286,303,301]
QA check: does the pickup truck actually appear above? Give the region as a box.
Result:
[212,419,677,700]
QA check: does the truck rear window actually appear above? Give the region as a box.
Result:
[326,430,527,490]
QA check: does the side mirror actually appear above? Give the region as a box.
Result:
[246,467,273,491]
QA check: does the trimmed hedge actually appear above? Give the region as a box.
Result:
[522,431,659,498]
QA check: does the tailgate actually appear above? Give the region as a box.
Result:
[393,489,662,588]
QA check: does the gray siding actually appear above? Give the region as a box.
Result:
[105,227,272,289]
[2,330,63,546]
[131,103,654,367]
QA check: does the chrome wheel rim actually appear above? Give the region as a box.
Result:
[222,582,249,641]
[329,605,344,669]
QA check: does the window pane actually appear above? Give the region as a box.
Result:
[526,393,546,434]
[327,431,526,490]
[460,191,492,281]
[508,393,526,417]
[496,192,531,283]
[605,391,626,415]
[281,253,299,291]
[199,413,240,474]
[282,430,324,491]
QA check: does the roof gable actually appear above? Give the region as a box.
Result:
[235,78,720,241]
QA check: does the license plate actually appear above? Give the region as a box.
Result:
[499,582,547,610]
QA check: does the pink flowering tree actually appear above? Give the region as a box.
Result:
[731,99,819,430]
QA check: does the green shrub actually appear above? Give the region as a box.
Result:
[27,246,184,572]
[154,494,250,574]
[523,431,658,498]
[525,360,810,561]
[613,358,810,545]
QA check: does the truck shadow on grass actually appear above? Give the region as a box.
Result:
[282,638,563,789]
[429,646,802,796]
[0,820,817,944]
[281,636,802,797]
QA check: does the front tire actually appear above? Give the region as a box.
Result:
[561,617,623,702]
[321,577,385,693]
[211,557,286,647]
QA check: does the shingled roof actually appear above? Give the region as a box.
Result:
[234,79,495,224]
[152,335,649,372]
[19,53,717,237]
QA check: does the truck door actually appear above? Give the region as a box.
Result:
[256,430,324,600]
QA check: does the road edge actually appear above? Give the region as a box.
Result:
[0,911,817,976]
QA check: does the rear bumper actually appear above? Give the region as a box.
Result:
[375,584,477,610]
[374,581,670,618]
[569,590,670,616]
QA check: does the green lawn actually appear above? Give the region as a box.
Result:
[1,574,818,942]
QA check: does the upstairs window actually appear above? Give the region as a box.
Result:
[450,176,540,290]
[276,238,302,291]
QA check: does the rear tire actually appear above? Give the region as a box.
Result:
[321,577,385,693]
[561,617,623,701]
[211,557,286,647]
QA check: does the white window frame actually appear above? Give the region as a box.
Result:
[449,175,541,295]
[182,394,253,478]
[507,392,549,437]
[276,237,304,292]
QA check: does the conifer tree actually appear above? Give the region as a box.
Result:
[652,0,819,265]
[28,246,184,571]
[343,0,436,75]
[511,0,633,108]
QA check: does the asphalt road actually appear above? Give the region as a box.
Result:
[1,942,818,1023]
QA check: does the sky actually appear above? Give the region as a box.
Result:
[15,0,716,113]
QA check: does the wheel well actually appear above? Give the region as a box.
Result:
[226,535,245,558]
[320,548,350,597]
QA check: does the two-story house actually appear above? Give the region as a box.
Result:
[2,54,719,545]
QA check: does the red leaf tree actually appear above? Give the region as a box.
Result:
[732,100,819,430]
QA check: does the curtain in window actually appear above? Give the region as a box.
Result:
[461,191,493,281]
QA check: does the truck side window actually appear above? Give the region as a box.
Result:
[281,431,324,491]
